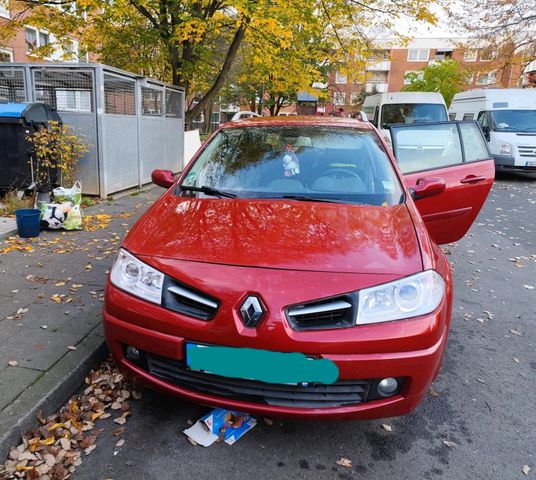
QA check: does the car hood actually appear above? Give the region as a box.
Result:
[125,196,422,275]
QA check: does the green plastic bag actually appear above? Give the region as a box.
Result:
[63,204,82,231]
[53,181,82,205]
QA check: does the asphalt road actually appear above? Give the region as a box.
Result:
[74,172,535,480]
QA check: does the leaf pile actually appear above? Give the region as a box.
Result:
[1,238,35,255]
[0,357,142,480]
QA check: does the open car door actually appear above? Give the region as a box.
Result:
[390,121,495,245]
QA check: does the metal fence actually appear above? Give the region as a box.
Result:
[0,63,185,197]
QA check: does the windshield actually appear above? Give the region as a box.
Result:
[178,126,404,206]
[381,103,447,128]
[490,110,536,132]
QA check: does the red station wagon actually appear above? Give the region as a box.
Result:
[104,117,494,420]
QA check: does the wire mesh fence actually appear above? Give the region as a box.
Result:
[104,74,136,115]
[33,69,94,112]
[0,63,184,196]
[0,67,26,103]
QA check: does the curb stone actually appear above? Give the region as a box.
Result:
[0,310,108,460]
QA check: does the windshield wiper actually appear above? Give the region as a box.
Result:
[179,185,237,198]
[281,195,354,204]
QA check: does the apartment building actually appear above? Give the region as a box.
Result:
[0,0,85,64]
[328,37,525,112]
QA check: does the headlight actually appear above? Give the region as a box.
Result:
[110,249,164,304]
[499,141,512,155]
[356,270,445,325]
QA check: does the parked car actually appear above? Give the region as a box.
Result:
[449,88,536,172]
[231,111,261,121]
[104,116,494,420]
[362,92,448,141]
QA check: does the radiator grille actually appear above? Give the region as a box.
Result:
[146,353,370,408]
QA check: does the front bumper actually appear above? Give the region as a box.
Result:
[493,154,536,171]
[104,284,449,420]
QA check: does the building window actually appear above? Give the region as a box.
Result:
[63,39,77,60]
[25,27,53,55]
[39,31,50,47]
[0,48,13,62]
[464,49,478,62]
[433,49,453,61]
[350,92,359,104]
[480,49,496,61]
[333,92,346,105]
[25,28,38,52]
[476,71,497,85]
[0,0,10,18]
[335,71,347,84]
[368,49,390,61]
[404,70,424,85]
[407,48,429,62]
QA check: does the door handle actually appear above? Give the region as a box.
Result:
[460,175,486,184]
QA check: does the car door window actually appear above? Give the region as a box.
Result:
[477,111,488,128]
[390,123,463,174]
[459,122,490,162]
[372,106,379,126]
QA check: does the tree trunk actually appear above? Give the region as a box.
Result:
[186,21,249,122]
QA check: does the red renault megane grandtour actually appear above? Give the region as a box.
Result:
[104,116,494,420]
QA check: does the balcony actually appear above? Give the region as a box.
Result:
[365,82,388,93]
[365,60,391,71]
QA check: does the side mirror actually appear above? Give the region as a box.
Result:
[411,177,446,200]
[355,111,368,122]
[151,169,175,189]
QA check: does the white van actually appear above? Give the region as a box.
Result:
[362,92,448,139]
[449,89,536,171]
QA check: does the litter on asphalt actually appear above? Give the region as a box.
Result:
[183,409,257,447]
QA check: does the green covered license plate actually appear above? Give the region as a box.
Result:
[185,343,338,385]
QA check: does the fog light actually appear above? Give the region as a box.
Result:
[126,346,140,360]
[377,377,398,397]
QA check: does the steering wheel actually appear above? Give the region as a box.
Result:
[317,168,361,180]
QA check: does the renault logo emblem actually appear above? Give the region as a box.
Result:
[239,296,266,328]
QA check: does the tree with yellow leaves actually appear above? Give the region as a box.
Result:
[5,0,438,121]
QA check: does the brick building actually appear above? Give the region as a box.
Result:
[327,37,526,113]
[0,0,85,64]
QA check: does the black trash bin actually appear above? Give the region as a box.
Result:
[0,102,62,192]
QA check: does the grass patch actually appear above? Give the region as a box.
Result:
[0,190,33,216]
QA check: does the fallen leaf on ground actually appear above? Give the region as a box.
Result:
[522,465,531,476]
[381,424,393,432]
[442,440,457,448]
[7,360,18,367]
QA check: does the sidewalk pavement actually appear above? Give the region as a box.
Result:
[0,187,161,458]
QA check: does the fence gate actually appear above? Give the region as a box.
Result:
[101,73,139,193]
[31,67,100,195]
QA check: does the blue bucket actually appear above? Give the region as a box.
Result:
[15,208,41,238]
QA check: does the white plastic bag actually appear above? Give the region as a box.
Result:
[53,181,82,205]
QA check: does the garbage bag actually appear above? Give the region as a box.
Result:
[53,181,82,205]
[39,202,72,230]
[63,204,83,231]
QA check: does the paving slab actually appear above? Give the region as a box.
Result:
[0,217,16,241]
[0,366,42,411]
[0,186,162,459]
